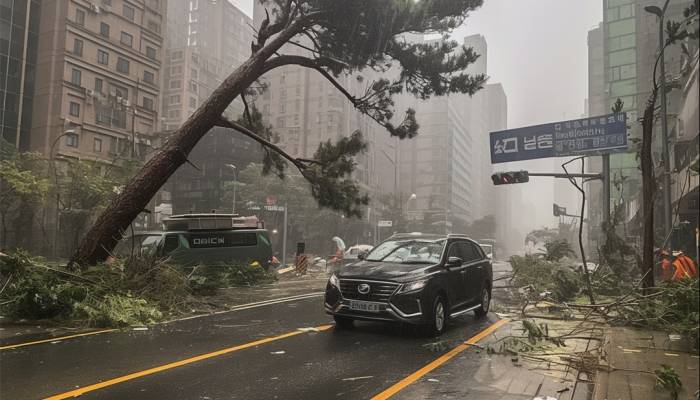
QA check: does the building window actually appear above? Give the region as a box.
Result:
[113,85,128,99]
[75,8,85,25]
[66,133,79,147]
[143,96,153,110]
[116,57,130,74]
[73,39,83,56]
[97,49,109,65]
[170,65,182,75]
[123,4,135,21]
[69,102,81,117]
[120,31,133,47]
[170,79,181,89]
[191,68,198,79]
[189,81,197,93]
[71,68,82,86]
[170,50,183,60]
[146,46,157,60]
[143,70,155,84]
[189,97,197,108]
[191,53,198,64]
[168,109,181,118]
[94,137,102,152]
[100,22,110,37]
[147,20,160,33]
[95,78,103,93]
[169,95,181,105]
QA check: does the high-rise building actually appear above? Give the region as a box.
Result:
[161,0,251,131]
[29,0,166,161]
[397,35,506,234]
[586,0,694,249]
[251,1,398,242]
[163,0,261,215]
[1,0,41,150]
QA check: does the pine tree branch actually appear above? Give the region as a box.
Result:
[214,116,311,172]
[262,55,402,133]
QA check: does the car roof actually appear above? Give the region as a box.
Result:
[387,233,448,241]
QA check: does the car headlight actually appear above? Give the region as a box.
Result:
[398,279,428,293]
[329,274,340,288]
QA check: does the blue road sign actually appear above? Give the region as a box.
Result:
[490,113,627,164]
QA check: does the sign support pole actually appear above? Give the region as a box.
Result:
[602,154,611,228]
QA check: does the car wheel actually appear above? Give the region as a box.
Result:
[474,286,491,318]
[334,315,354,329]
[425,295,448,336]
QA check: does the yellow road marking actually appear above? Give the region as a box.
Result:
[44,324,333,400]
[371,319,509,400]
[0,329,117,351]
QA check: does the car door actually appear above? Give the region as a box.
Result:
[445,241,469,307]
[463,241,487,303]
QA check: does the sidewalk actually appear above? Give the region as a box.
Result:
[594,327,699,400]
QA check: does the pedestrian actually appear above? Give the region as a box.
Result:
[671,251,697,281]
[658,249,674,282]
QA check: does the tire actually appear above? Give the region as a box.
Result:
[425,295,448,336]
[334,315,354,329]
[474,286,491,318]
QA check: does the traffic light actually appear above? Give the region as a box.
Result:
[491,170,529,185]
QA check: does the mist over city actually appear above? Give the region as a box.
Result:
[1,1,698,399]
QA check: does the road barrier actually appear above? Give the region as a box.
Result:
[295,254,308,275]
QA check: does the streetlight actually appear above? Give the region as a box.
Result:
[404,193,417,224]
[225,163,237,215]
[644,0,673,246]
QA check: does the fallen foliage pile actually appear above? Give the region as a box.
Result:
[0,250,276,327]
[510,254,582,302]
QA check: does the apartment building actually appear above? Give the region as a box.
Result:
[30,0,166,161]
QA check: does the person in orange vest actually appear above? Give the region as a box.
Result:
[658,249,674,282]
[671,251,698,281]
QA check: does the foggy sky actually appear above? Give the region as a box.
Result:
[231,0,603,230]
[454,0,603,228]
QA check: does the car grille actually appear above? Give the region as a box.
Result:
[338,279,399,303]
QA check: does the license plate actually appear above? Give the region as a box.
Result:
[349,300,382,312]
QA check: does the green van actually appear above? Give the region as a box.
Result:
[113,214,274,269]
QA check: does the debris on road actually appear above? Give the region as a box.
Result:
[270,351,286,355]
[341,376,373,381]
[297,327,321,333]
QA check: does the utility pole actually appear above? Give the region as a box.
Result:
[225,164,237,214]
[645,1,673,247]
[282,203,288,267]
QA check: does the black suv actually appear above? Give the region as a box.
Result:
[324,233,492,335]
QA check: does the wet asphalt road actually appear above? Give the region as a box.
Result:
[0,267,509,400]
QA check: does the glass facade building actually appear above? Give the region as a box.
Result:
[0,0,40,149]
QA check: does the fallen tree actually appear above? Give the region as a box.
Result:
[70,0,487,266]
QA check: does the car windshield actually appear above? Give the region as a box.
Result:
[365,239,445,264]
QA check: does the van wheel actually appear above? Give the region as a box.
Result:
[475,287,491,318]
[425,295,448,336]
[334,315,354,329]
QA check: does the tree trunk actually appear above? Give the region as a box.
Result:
[70,25,301,266]
[640,91,657,289]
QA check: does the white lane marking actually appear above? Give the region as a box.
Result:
[162,292,325,324]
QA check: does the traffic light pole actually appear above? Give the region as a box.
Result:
[527,172,603,180]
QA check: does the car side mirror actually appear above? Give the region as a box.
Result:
[487,254,492,259]
[447,256,462,267]
[357,251,367,260]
